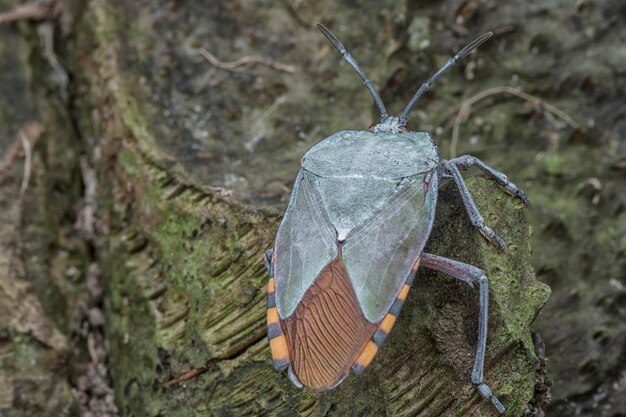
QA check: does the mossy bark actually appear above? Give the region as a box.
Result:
[0,2,87,415]
[99,142,549,416]
[63,1,551,416]
[7,0,608,415]
[4,0,626,414]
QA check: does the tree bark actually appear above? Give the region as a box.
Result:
[0,0,556,416]
[69,1,549,416]
[0,5,86,415]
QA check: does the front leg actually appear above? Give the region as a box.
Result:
[449,155,529,205]
[439,160,507,252]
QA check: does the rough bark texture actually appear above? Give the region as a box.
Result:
[0,2,87,415]
[67,1,549,416]
[2,0,625,416]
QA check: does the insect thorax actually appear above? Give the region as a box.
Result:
[306,172,428,240]
[301,130,438,240]
[301,130,438,178]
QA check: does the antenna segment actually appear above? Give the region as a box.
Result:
[398,32,493,125]
[317,23,389,122]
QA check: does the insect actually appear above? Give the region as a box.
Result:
[264,23,528,414]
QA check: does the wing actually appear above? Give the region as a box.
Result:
[343,173,438,323]
[274,170,339,320]
[281,258,377,390]
[271,170,437,390]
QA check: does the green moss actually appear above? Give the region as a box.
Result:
[421,178,550,416]
[73,0,554,415]
[101,158,547,415]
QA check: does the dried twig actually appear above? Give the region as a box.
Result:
[18,131,32,198]
[0,0,71,35]
[75,156,97,241]
[0,122,43,172]
[0,123,42,201]
[38,22,69,98]
[0,0,59,24]
[199,48,296,74]
[570,0,586,14]
[451,86,578,157]
[1,2,69,97]
[162,366,209,387]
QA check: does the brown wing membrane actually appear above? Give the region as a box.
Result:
[282,258,376,390]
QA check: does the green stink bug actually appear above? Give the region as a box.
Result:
[264,24,528,414]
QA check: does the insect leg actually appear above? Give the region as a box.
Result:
[316,23,389,122]
[419,253,505,414]
[440,161,507,252]
[449,155,529,205]
[264,249,274,276]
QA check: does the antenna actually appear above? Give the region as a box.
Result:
[316,23,389,122]
[398,32,493,125]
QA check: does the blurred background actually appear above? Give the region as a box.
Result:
[0,0,624,416]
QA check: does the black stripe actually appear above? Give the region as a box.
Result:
[352,363,366,374]
[273,357,289,371]
[267,293,276,308]
[405,271,416,286]
[372,329,388,347]
[267,322,282,340]
[389,297,404,316]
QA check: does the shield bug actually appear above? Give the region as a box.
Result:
[264,23,528,414]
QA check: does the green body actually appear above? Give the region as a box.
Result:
[274,130,440,323]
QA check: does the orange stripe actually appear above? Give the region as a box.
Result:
[269,335,289,360]
[412,258,421,271]
[355,341,379,368]
[267,278,275,293]
[397,284,410,301]
[267,307,279,325]
[378,313,397,334]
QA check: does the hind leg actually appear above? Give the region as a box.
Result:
[420,252,505,414]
